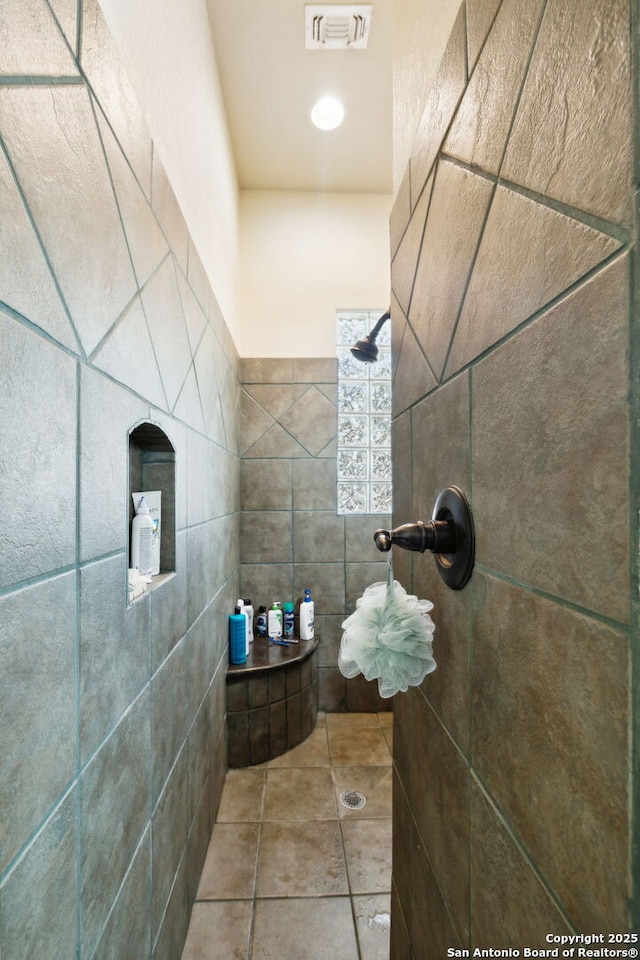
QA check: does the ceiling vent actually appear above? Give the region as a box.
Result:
[305,5,373,50]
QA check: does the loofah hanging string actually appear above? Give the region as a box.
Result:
[338,555,436,698]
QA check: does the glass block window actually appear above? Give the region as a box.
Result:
[337,309,392,514]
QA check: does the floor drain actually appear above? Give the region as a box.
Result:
[339,789,367,810]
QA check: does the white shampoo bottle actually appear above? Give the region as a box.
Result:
[131,496,155,578]
[299,589,314,640]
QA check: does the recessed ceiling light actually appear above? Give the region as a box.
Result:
[311,96,345,130]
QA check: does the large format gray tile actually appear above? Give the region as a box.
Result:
[141,255,192,411]
[0,789,78,960]
[0,574,76,872]
[90,831,152,960]
[0,0,78,75]
[0,317,77,587]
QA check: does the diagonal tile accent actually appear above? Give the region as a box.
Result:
[240,390,275,454]
[0,0,79,76]
[409,3,467,206]
[409,159,494,381]
[150,152,189,275]
[392,321,437,417]
[244,421,310,460]
[92,295,166,410]
[47,0,77,52]
[444,0,546,176]
[0,85,138,357]
[279,387,336,456]
[244,383,309,421]
[501,0,632,225]
[176,270,208,357]
[141,255,192,410]
[95,104,169,289]
[390,173,433,319]
[173,364,205,434]
[0,149,78,352]
[445,184,621,376]
[390,165,411,259]
[81,0,152,200]
[192,325,220,434]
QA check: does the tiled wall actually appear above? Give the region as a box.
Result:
[0,3,240,958]
[389,0,637,953]
[239,358,392,712]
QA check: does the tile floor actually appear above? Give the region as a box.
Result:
[181,712,393,960]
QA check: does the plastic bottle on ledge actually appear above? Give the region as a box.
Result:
[235,599,249,655]
[268,601,283,640]
[255,605,268,638]
[283,602,295,639]
[299,589,314,640]
[243,598,254,644]
[229,614,247,665]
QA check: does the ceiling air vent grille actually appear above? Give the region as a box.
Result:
[305,5,373,50]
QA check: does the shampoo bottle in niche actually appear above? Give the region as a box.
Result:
[131,496,154,579]
[299,589,314,640]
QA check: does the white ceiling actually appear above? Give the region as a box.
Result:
[206,0,393,194]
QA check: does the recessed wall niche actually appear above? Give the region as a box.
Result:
[128,421,176,601]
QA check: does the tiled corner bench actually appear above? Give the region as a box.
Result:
[226,636,319,767]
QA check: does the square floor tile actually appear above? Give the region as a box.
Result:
[263,767,337,820]
[353,894,391,960]
[256,821,349,897]
[328,728,392,767]
[181,901,252,959]
[252,897,359,960]
[216,768,265,822]
[196,822,259,899]
[326,713,382,732]
[268,726,330,768]
[342,819,392,894]
[333,766,392,819]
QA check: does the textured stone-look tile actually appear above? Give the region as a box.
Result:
[177,270,208,356]
[391,171,432,317]
[293,357,337,383]
[0,0,78,75]
[151,636,188,803]
[342,818,392,893]
[152,748,189,939]
[90,831,151,960]
[0,152,77,351]
[81,0,152,199]
[472,574,630,931]
[174,364,206,433]
[241,510,292,564]
[280,387,336,456]
[150,152,189,272]
[92,294,167,409]
[241,562,293,610]
[472,256,629,621]
[216,767,265,822]
[48,0,77,50]
[292,458,336,510]
[446,185,621,376]
[410,820,463,958]
[353,894,391,960]
[293,511,345,563]
[153,849,190,960]
[150,532,188,669]
[328,728,391,767]
[466,0,502,70]
[242,357,294,384]
[410,371,470,524]
[0,789,78,960]
[196,822,259,900]
[411,688,470,943]
[444,0,545,175]
[193,326,223,440]
[245,420,309,459]
[392,320,437,416]
[345,515,391,562]
[0,574,76,872]
[187,239,210,314]
[294,563,345,615]
[390,166,411,258]
[409,5,467,204]
[502,0,632,225]
[0,318,76,587]
[252,897,358,960]
[80,691,151,958]
[256,821,348,897]
[79,554,150,761]
[333,767,392,819]
[141,255,192,411]
[0,85,137,355]
[182,901,252,960]
[471,782,571,948]
[409,160,494,380]
[79,365,146,562]
[268,724,330,767]
[263,767,337,820]
[242,459,292,510]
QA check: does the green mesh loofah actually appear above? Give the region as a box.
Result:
[338,558,436,698]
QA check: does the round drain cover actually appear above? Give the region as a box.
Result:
[339,789,367,810]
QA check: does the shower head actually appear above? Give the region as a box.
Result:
[350,310,391,363]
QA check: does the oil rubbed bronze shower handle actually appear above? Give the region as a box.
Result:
[373,520,455,555]
[373,486,475,591]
